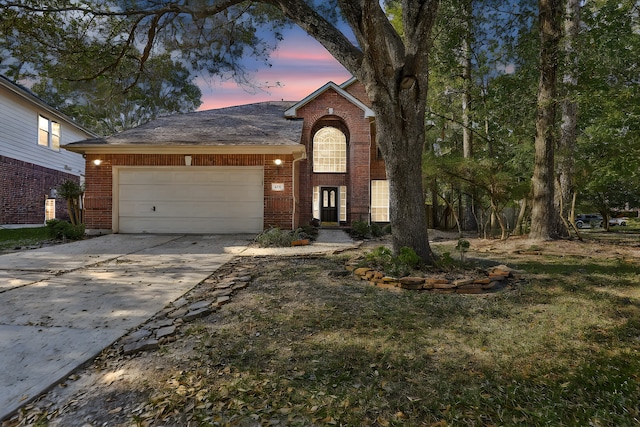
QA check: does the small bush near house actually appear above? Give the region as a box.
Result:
[255,227,315,247]
[349,220,371,239]
[349,221,388,239]
[46,219,85,241]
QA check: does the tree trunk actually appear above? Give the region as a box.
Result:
[529,0,562,241]
[328,0,439,263]
[461,0,476,232]
[555,0,580,235]
[375,101,434,262]
[514,197,528,236]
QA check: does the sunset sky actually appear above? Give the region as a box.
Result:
[197,27,353,110]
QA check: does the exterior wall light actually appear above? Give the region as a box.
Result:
[185,155,192,166]
[93,159,102,166]
[274,158,283,166]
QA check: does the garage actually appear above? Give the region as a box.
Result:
[116,166,264,234]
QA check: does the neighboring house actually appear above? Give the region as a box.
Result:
[0,75,96,225]
[64,78,388,234]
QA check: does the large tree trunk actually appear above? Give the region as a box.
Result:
[530,0,562,241]
[556,0,580,234]
[372,85,434,262]
[329,0,439,263]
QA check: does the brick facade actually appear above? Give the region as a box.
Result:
[78,79,386,233]
[294,81,386,226]
[0,154,78,224]
[83,153,296,231]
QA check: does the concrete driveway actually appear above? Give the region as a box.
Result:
[0,233,252,421]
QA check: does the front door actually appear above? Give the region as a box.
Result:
[320,187,338,224]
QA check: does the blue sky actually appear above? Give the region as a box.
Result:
[197,26,353,110]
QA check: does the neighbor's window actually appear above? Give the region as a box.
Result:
[38,115,60,151]
[371,180,390,222]
[313,127,346,173]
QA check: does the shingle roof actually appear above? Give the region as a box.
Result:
[64,101,302,147]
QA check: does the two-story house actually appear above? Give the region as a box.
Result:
[64,78,389,234]
[0,75,96,226]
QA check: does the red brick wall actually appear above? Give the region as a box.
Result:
[0,155,79,224]
[294,87,374,225]
[83,153,296,232]
[343,80,372,107]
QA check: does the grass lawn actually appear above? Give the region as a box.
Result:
[0,226,50,252]
[16,232,640,426]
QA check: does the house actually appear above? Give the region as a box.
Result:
[0,75,97,226]
[63,78,389,234]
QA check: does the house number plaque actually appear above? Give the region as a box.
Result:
[271,183,285,191]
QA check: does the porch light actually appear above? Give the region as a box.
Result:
[93,159,102,166]
[185,155,192,166]
[274,158,283,166]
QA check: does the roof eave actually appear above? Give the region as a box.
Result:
[63,144,306,156]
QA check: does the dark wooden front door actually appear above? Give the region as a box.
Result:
[320,187,338,223]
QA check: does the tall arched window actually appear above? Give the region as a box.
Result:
[313,127,347,173]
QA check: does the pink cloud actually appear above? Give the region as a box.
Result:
[198,28,353,110]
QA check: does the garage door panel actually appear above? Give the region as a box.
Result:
[119,184,262,202]
[120,170,260,186]
[119,217,263,234]
[119,201,263,217]
[117,167,264,234]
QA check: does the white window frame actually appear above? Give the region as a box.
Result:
[312,127,347,173]
[371,180,390,222]
[38,114,60,151]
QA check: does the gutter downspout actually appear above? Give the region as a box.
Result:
[291,150,307,230]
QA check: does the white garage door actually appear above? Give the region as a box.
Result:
[117,167,264,234]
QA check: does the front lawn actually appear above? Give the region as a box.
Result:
[0,226,50,253]
[21,234,640,426]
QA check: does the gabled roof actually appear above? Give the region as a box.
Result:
[64,101,304,153]
[0,74,98,137]
[339,76,359,90]
[284,79,375,119]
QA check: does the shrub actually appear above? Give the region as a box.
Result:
[349,220,371,239]
[455,239,471,262]
[255,227,314,247]
[370,222,385,237]
[46,219,85,240]
[362,246,421,278]
[397,246,422,269]
[57,180,84,226]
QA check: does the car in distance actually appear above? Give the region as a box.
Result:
[609,217,628,226]
[575,214,603,229]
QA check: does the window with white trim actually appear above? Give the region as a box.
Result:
[38,115,60,151]
[339,186,347,222]
[371,180,390,222]
[313,127,346,172]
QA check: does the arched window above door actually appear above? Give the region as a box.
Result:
[313,126,347,173]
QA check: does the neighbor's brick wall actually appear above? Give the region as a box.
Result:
[83,153,296,231]
[0,154,78,224]
[295,85,374,225]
